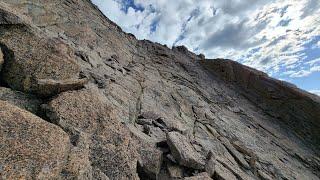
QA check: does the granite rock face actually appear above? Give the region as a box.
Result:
[0,100,70,179]
[0,3,81,96]
[44,89,140,180]
[0,0,319,179]
[201,58,320,147]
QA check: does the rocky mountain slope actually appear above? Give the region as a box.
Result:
[0,0,319,179]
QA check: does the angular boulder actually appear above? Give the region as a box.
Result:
[36,78,88,97]
[0,6,82,96]
[167,132,205,170]
[44,89,139,179]
[0,100,70,179]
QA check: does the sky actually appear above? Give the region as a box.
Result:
[92,0,320,96]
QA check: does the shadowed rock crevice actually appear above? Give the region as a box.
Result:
[0,42,13,87]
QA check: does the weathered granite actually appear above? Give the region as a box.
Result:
[0,100,70,179]
[0,0,319,179]
[167,132,205,170]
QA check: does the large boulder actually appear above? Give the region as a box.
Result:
[0,100,70,179]
[0,4,84,96]
[43,89,139,179]
[167,132,205,170]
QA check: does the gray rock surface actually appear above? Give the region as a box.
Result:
[184,172,212,180]
[0,0,319,179]
[137,142,163,179]
[44,89,140,180]
[214,162,237,180]
[167,132,205,170]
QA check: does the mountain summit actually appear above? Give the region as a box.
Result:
[0,0,319,179]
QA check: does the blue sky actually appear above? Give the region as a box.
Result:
[92,0,320,96]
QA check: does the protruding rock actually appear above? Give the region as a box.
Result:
[139,111,161,119]
[36,78,88,97]
[137,118,153,125]
[173,45,189,54]
[0,100,70,179]
[167,132,205,170]
[0,21,81,95]
[44,89,139,179]
[184,172,212,180]
[198,53,205,60]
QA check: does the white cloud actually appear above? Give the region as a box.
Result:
[306,58,320,66]
[309,89,320,96]
[289,65,320,77]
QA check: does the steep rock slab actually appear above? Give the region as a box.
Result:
[44,89,139,180]
[0,100,70,179]
[201,59,320,148]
